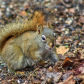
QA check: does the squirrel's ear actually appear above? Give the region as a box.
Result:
[47,22,52,29]
[37,25,43,34]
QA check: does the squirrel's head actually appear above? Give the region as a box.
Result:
[37,25,56,50]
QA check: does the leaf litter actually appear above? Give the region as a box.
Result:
[0,0,84,84]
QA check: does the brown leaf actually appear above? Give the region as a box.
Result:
[56,36,63,43]
[81,79,84,84]
[57,75,75,84]
[48,66,53,72]
[58,54,65,60]
[56,46,69,55]
[68,8,75,13]
[62,57,74,68]
[63,75,75,84]
[78,66,84,74]
[74,75,83,84]
[74,64,84,75]
[46,72,62,83]
[15,71,25,75]
[78,16,84,24]
[79,49,84,59]
[62,71,74,81]
[76,74,84,80]
[33,80,41,84]
[19,11,27,16]
[9,80,18,84]
[40,76,45,81]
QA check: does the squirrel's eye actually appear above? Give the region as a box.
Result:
[42,35,46,40]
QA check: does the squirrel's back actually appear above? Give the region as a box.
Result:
[0,11,45,52]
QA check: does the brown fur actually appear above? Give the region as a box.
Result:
[0,11,59,71]
[0,11,45,52]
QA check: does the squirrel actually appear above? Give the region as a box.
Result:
[0,11,59,71]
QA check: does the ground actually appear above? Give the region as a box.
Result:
[0,0,84,84]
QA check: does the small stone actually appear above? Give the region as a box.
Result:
[9,5,13,9]
[6,8,10,12]
[17,79,25,83]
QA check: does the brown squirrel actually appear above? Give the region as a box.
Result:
[0,11,59,71]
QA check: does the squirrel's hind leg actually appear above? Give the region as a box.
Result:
[2,44,25,71]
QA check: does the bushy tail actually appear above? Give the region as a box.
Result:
[0,11,45,53]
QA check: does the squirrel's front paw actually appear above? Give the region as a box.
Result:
[34,53,42,62]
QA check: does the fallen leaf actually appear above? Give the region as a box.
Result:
[74,76,83,84]
[68,8,75,13]
[41,77,53,84]
[62,57,74,68]
[33,80,41,84]
[62,71,74,81]
[74,64,84,75]
[63,75,75,84]
[57,75,75,84]
[46,72,62,83]
[15,71,25,75]
[78,67,84,74]
[58,54,65,60]
[40,76,45,81]
[48,66,53,72]
[79,49,84,59]
[56,36,63,43]
[56,46,69,55]
[81,79,84,84]
[76,74,84,80]
[19,11,27,16]
[78,16,84,24]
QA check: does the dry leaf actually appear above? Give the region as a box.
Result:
[63,75,75,84]
[79,49,84,59]
[62,71,74,81]
[15,71,25,75]
[46,72,62,83]
[78,16,84,24]
[68,8,75,13]
[56,46,69,55]
[48,66,53,72]
[57,75,75,84]
[77,74,84,80]
[78,66,84,74]
[62,57,74,68]
[81,79,84,84]
[19,11,27,16]
[57,36,63,43]
[74,64,84,75]
[33,80,41,84]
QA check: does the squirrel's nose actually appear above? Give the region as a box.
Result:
[49,42,54,48]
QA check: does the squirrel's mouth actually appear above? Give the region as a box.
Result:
[45,45,53,51]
